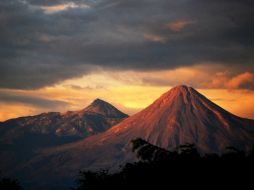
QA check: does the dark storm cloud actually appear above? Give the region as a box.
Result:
[0,91,69,108]
[0,0,254,89]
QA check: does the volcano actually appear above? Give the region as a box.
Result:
[2,85,254,190]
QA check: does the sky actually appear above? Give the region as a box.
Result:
[0,0,254,121]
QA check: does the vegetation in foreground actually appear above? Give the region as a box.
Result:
[0,172,22,190]
[2,139,254,190]
[74,138,254,190]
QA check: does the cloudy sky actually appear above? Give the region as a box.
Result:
[0,0,254,121]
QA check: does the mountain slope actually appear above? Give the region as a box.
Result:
[0,98,128,146]
[0,99,128,183]
[15,85,254,190]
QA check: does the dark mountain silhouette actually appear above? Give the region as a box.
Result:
[1,85,254,189]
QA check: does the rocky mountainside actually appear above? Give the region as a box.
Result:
[0,98,128,184]
[0,98,128,146]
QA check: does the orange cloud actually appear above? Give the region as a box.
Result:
[227,72,254,89]
[143,33,167,43]
[40,2,90,14]
[209,72,254,90]
[165,20,192,32]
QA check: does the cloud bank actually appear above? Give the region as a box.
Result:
[0,0,254,89]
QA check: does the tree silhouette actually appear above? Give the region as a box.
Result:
[73,170,111,190]
[73,139,254,190]
[0,172,22,190]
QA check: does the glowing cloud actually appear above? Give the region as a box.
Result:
[40,2,90,14]
[227,72,254,89]
[209,72,254,90]
[165,20,193,32]
[143,33,167,43]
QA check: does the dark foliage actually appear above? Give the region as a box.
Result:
[0,173,22,190]
[73,139,254,190]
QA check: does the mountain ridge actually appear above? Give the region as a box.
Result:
[1,85,254,190]
[0,98,128,182]
[0,98,128,141]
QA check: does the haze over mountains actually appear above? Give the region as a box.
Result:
[1,85,254,190]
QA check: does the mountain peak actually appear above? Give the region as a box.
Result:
[161,85,194,96]
[168,85,195,94]
[101,85,254,154]
[172,84,189,90]
[83,99,128,118]
[154,85,199,107]
[91,98,108,105]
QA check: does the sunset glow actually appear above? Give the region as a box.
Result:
[1,67,254,121]
[1,2,254,190]
[0,0,253,121]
